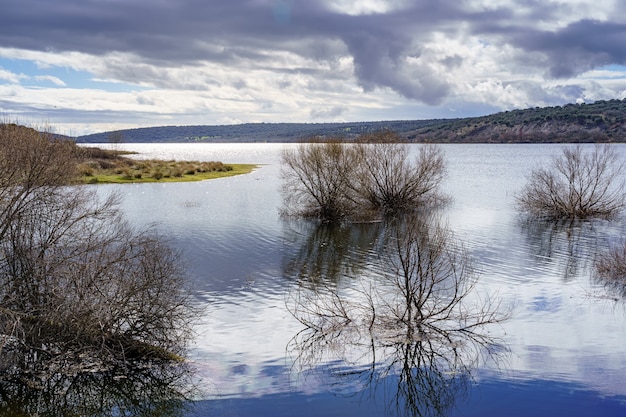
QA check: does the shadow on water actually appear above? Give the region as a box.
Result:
[0,361,195,417]
[282,213,509,417]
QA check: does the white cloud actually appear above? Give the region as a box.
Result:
[324,0,411,15]
[34,75,66,86]
[0,67,25,84]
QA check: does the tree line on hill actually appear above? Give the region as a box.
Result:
[75,99,626,144]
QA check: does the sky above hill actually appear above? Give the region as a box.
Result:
[1,0,625,135]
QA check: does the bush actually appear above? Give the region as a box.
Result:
[354,131,446,213]
[516,144,626,219]
[281,139,360,222]
[280,133,447,222]
[0,124,193,377]
[77,162,94,177]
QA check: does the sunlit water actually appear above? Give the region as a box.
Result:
[89,143,626,416]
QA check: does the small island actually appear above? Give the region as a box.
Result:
[77,146,257,184]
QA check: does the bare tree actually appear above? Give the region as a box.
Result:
[516,144,626,219]
[0,124,78,242]
[281,139,360,222]
[280,132,447,223]
[0,124,193,375]
[355,131,447,213]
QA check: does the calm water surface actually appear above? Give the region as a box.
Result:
[93,143,626,416]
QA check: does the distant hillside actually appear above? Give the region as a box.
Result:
[75,99,626,144]
[406,99,626,143]
[76,120,438,143]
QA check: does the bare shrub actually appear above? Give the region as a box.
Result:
[77,162,95,176]
[0,124,193,374]
[280,132,447,223]
[516,144,626,219]
[281,139,359,222]
[355,131,447,213]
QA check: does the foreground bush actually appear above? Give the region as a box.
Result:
[516,144,626,219]
[0,124,193,375]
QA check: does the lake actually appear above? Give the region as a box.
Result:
[93,143,626,416]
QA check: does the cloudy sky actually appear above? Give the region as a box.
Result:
[1,0,626,135]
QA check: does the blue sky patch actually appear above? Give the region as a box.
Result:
[0,57,146,92]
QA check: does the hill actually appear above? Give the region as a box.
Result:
[75,99,626,144]
[76,120,437,143]
[405,99,626,143]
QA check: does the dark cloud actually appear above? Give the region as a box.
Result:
[498,19,626,78]
[1,0,625,106]
[473,11,626,79]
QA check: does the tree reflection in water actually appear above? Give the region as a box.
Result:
[284,213,509,417]
[0,360,194,417]
[595,238,626,300]
[518,217,626,304]
[519,217,606,281]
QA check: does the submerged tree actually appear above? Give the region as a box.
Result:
[516,144,626,219]
[281,139,359,222]
[280,132,447,223]
[354,130,447,214]
[0,124,193,377]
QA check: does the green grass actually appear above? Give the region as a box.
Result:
[74,146,259,184]
[78,162,259,184]
[91,164,258,184]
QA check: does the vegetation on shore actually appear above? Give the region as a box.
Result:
[407,99,626,143]
[76,145,257,184]
[0,123,194,382]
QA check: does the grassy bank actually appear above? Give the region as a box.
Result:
[76,147,258,184]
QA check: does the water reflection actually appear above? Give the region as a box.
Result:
[284,214,508,416]
[594,238,626,300]
[0,362,194,417]
[282,220,385,284]
[518,217,607,281]
[288,322,506,417]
